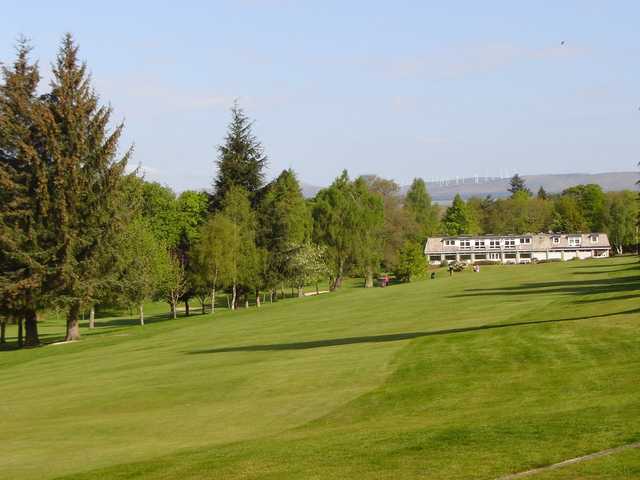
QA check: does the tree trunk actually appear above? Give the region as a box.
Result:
[298,286,304,298]
[231,284,237,310]
[226,294,230,309]
[0,320,6,344]
[364,268,374,288]
[171,301,177,319]
[316,282,319,295]
[201,298,206,315]
[17,317,24,348]
[65,303,81,342]
[270,290,274,303]
[89,306,95,329]
[24,309,40,347]
[256,289,261,308]
[211,286,216,314]
[185,299,190,316]
[244,295,249,308]
[139,304,144,326]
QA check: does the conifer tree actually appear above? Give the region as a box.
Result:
[211,102,267,209]
[0,39,48,346]
[41,34,131,341]
[508,174,532,197]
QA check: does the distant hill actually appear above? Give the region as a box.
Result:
[301,172,638,202]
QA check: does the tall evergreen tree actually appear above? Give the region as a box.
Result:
[42,34,131,341]
[0,39,48,346]
[508,174,532,197]
[211,102,267,209]
[537,186,548,200]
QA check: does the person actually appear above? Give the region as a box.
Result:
[430,272,436,280]
[384,274,390,287]
[448,265,453,276]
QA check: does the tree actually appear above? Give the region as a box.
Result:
[158,250,187,319]
[352,177,385,288]
[312,171,382,290]
[220,185,260,309]
[394,241,426,282]
[0,38,48,346]
[211,102,267,209]
[39,35,132,341]
[537,186,549,200]
[442,194,477,235]
[606,191,638,254]
[257,169,311,294]
[551,195,587,232]
[404,178,439,240]
[508,174,532,198]
[112,219,168,325]
[141,182,181,247]
[192,214,236,313]
[364,176,414,271]
[285,243,328,297]
[562,184,607,232]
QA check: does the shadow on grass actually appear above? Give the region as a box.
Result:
[450,276,640,299]
[187,307,639,354]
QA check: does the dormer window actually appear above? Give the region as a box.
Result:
[590,235,599,243]
[552,236,560,244]
[568,236,581,247]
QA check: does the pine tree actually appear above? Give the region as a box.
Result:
[0,38,48,346]
[211,102,267,209]
[41,34,131,341]
[508,174,532,198]
[537,186,548,200]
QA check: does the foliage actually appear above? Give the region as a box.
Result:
[442,194,477,235]
[404,177,439,239]
[40,34,132,341]
[394,241,426,282]
[508,174,531,197]
[211,102,267,209]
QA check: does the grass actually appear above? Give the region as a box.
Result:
[1,257,639,480]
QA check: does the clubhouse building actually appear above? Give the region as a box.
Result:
[424,233,611,265]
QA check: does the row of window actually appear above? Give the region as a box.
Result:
[445,235,599,247]
[444,237,531,248]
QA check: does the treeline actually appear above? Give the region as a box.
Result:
[1,36,637,348]
[0,36,438,347]
[442,174,639,255]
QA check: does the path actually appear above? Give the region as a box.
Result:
[495,441,640,479]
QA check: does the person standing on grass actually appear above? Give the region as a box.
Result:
[448,265,453,276]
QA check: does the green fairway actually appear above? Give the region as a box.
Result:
[1,257,639,480]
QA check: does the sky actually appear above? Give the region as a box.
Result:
[1,1,639,191]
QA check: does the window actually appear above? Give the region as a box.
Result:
[568,237,581,247]
[489,253,501,260]
[460,240,471,249]
[444,240,456,246]
[590,235,599,243]
[489,240,500,249]
[520,237,531,244]
[474,240,485,249]
[504,239,516,248]
[552,236,560,244]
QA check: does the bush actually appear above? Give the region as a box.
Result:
[394,241,427,282]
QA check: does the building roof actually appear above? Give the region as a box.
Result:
[424,233,610,254]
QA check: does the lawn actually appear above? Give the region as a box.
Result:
[1,257,639,480]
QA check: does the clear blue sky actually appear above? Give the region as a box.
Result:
[1,1,638,191]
